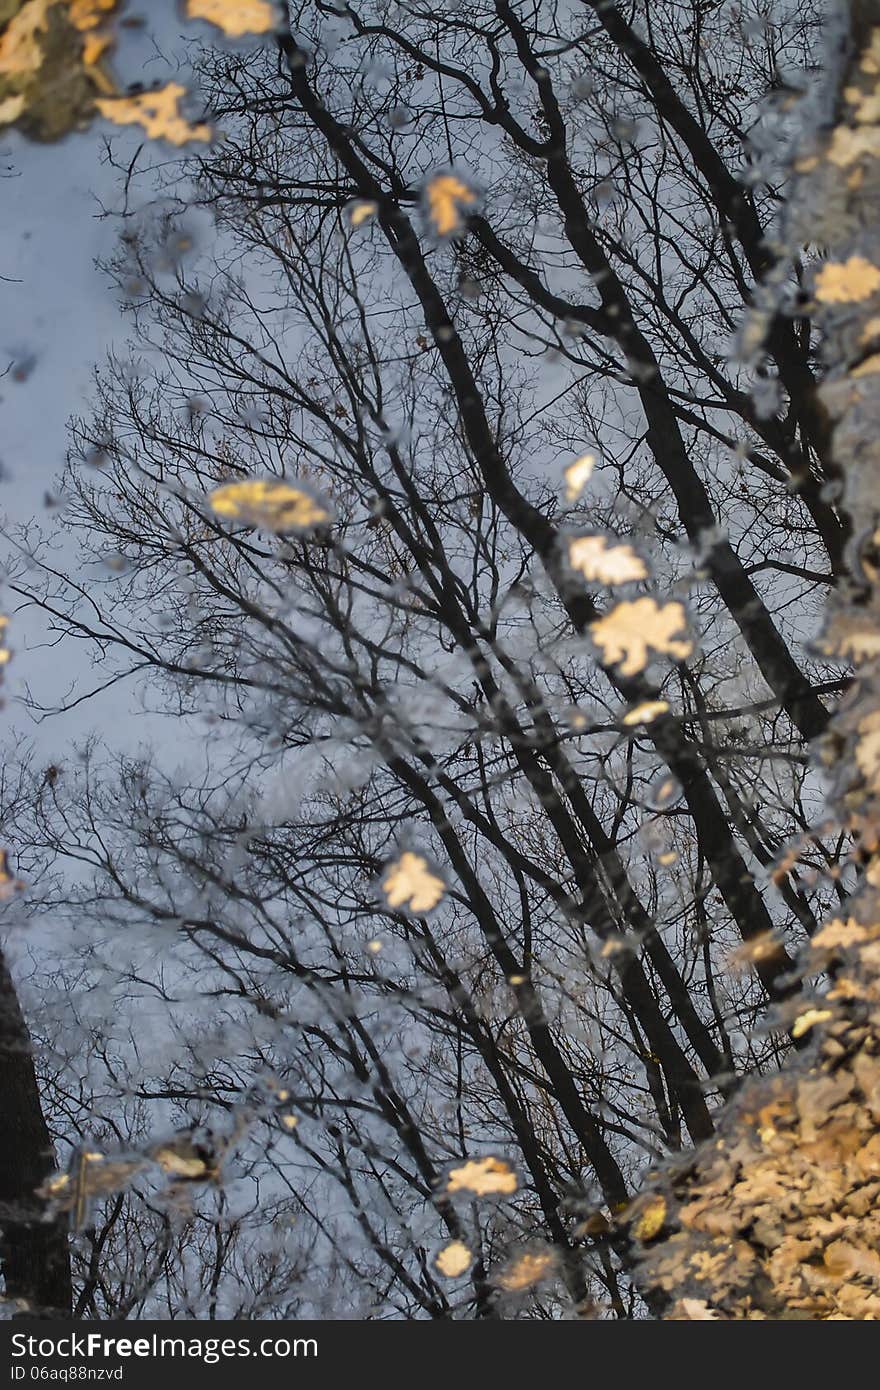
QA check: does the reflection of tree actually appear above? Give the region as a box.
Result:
[2,1,864,1316]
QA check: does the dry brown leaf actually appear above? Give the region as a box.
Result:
[185,0,276,35]
[96,83,212,144]
[568,534,648,585]
[207,478,333,532]
[815,256,880,304]
[590,598,692,675]
[563,452,595,502]
[424,173,478,237]
[434,1241,472,1277]
[380,851,445,914]
[446,1156,518,1196]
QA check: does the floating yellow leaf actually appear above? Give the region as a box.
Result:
[495,1248,556,1292]
[0,0,118,138]
[827,124,880,167]
[446,1156,517,1196]
[673,1298,722,1320]
[852,354,880,378]
[434,1241,472,1277]
[68,0,116,30]
[631,1193,667,1242]
[380,851,445,914]
[152,1145,210,1179]
[207,478,333,533]
[622,700,669,726]
[813,918,871,951]
[346,199,378,228]
[590,598,692,675]
[185,0,276,36]
[0,0,53,80]
[563,452,595,502]
[424,173,478,237]
[96,83,211,145]
[791,1007,834,1039]
[815,256,880,304]
[568,535,648,585]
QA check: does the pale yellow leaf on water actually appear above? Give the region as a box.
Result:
[434,1241,472,1278]
[622,700,669,726]
[208,478,333,532]
[185,0,277,35]
[815,256,880,304]
[96,84,212,144]
[813,918,871,951]
[726,932,785,972]
[827,124,880,166]
[153,1147,208,1178]
[674,1298,722,1320]
[424,173,478,236]
[0,0,52,78]
[82,31,112,66]
[590,598,691,675]
[563,452,595,501]
[817,613,880,662]
[632,1193,666,1242]
[791,1008,834,1039]
[852,354,880,378]
[381,851,445,914]
[447,1156,517,1196]
[0,93,25,125]
[346,199,378,228]
[568,535,647,585]
[495,1248,556,1292]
